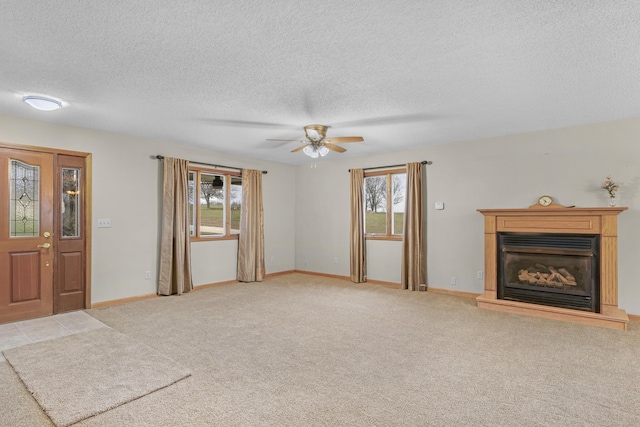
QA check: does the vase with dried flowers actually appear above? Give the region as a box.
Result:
[601,175,619,207]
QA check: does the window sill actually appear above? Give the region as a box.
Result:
[190,235,239,242]
[365,235,402,241]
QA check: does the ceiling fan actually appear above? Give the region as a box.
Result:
[267,124,364,158]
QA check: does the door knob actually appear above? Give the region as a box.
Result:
[43,232,51,238]
[37,243,51,249]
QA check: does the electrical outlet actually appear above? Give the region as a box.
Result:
[270,256,274,263]
[145,271,151,280]
[450,276,456,285]
[333,256,338,264]
[304,260,309,267]
[97,218,111,228]
[477,271,484,279]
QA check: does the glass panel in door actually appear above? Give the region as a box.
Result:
[61,168,81,237]
[10,160,40,237]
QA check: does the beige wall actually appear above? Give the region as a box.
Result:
[0,113,296,303]
[2,112,639,315]
[294,117,640,315]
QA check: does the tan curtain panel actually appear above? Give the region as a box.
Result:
[158,157,193,295]
[237,169,265,282]
[350,168,366,283]
[401,162,426,291]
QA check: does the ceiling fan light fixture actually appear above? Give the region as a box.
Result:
[303,125,328,142]
[302,145,320,158]
[23,95,62,111]
[305,128,320,141]
[274,124,363,158]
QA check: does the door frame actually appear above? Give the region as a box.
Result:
[0,142,92,311]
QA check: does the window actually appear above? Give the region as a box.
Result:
[364,169,406,239]
[188,168,242,240]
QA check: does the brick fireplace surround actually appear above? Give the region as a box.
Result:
[477,206,628,330]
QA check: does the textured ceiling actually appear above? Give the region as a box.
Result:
[1,1,639,164]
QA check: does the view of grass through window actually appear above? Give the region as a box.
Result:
[188,171,242,238]
[364,172,406,236]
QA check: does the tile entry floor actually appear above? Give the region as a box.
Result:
[0,311,107,362]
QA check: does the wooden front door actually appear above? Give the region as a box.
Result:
[0,148,54,323]
[54,155,87,313]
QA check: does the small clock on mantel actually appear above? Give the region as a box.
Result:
[529,195,567,208]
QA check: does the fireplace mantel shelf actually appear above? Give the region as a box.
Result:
[478,207,628,216]
[477,206,628,330]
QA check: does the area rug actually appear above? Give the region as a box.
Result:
[3,327,191,427]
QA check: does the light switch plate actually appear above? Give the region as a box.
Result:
[97,219,111,228]
[434,202,445,210]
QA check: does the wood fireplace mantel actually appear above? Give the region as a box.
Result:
[477,206,628,330]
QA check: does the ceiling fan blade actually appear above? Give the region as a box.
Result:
[325,136,364,143]
[291,144,309,153]
[324,143,347,153]
[332,113,435,127]
[199,118,298,129]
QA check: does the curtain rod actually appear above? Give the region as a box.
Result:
[153,155,267,174]
[348,160,432,172]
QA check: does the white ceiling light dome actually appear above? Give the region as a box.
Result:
[23,95,62,111]
[318,146,329,157]
[302,145,314,156]
[302,145,319,158]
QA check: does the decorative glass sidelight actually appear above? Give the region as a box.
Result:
[10,160,40,237]
[61,168,81,237]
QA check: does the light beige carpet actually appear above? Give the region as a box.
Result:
[3,327,191,427]
[2,273,640,426]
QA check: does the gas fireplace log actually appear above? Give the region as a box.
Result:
[554,266,577,286]
[518,269,537,284]
[535,263,550,273]
[517,267,577,287]
[547,266,567,284]
[558,268,576,283]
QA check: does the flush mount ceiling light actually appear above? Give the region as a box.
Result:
[23,95,62,111]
